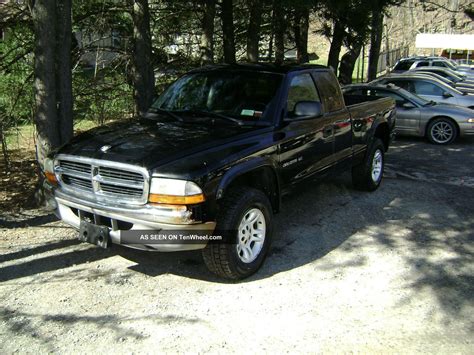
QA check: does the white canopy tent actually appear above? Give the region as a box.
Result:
[415,33,474,60]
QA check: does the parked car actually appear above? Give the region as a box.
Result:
[410,67,474,92]
[43,64,396,279]
[343,83,474,144]
[372,74,474,109]
[393,71,474,94]
[392,56,474,77]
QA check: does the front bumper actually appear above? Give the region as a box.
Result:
[54,189,215,252]
[459,122,474,137]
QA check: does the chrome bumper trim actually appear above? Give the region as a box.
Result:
[55,192,215,252]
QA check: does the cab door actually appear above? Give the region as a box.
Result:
[372,88,421,135]
[277,72,335,188]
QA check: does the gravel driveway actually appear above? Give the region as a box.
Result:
[1,137,473,353]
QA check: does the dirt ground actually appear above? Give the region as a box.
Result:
[1,136,473,353]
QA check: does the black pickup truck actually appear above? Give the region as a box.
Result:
[44,64,396,279]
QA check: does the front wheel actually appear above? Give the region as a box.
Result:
[352,138,385,191]
[426,118,457,145]
[202,187,273,280]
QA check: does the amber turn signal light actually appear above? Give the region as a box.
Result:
[45,171,58,185]
[148,193,205,205]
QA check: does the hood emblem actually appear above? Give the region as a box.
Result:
[100,145,112,153]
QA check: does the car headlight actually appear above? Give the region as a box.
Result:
[467,118,474,123]
[44,157,58,185]
[148,178,205,205]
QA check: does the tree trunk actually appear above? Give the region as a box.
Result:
[200,0,216,65]
[56,0,73,144]
[132,0,155,114]
[273,0,285,65]
[294,6,309,64]
[327,21,344,74]
[246,0,263,62]
[32,0,60,165]
[368,9,383,81]
[338,44,362,85]
[221,0,236,64]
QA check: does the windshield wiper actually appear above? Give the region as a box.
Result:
[147,108,184,122]
[173,109,246,126]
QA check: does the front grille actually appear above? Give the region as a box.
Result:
[55,156,149,204]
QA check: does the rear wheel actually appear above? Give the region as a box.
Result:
[352,138,385,191]
[427,118,457,145]
[202,187,273,280]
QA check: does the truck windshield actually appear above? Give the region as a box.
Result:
[151,70,283,122]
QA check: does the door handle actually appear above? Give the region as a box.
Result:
[323,126,333,138]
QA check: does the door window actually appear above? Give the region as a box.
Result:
[413,81,444,96]
[287,74,320,114]
[372,90,406,107]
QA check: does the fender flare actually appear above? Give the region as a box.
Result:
[216,157,281,208]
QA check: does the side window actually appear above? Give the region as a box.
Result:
[416,61,430,67]
[388,80,410,91]
[394,60,414,71]
[413,81,444,96]
[313,71,345,112]
[373,90,406,107]
[286,74,320,113]
[433,61,447,68]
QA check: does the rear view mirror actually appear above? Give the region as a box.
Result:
[294,101,323,118]
[402,102,415,109]
[443,92,453,98]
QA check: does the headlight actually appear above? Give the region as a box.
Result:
[44,157,58,185]
[467,118,474,123]
[148,178,205,205]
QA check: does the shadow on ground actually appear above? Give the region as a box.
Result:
[1,137,473,326]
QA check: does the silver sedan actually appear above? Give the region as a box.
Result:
[372,74,474,110]
[343,84,474,144]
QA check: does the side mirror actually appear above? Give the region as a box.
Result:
[402,102,415,109]
[442,91,453,98]
[294,101,323,118]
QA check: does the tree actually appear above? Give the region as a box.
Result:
[31,0,73,165]
[246,0,263,62]
[294,5,310,63]
[221,0,236,63]
[367,0,403,81]
[56,0,73,144]
[367,0,384,81]
[273,0,285,64]
[131,0,155,114]
[200,0,216,64]
[326,21,345,73]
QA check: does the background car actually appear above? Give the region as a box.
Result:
[392,56,474,77]
[372,74,474,109]
[343,83,474,144]
[410,67,474,91]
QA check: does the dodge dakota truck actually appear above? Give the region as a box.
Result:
[44,64,396,279]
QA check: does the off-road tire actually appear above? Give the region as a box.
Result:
[202,187,273,280]
[352,138,385,191]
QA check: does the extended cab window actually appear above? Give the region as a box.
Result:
[287,73,320,113]
[313,71,344,112]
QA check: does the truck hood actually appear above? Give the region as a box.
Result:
[58,117,260,168]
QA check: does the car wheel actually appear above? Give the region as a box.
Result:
[352,138,385,191]
[427,118,457,145]
[202,187,273,280]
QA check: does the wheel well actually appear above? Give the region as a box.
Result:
[222,167,280,213]
[425,116,459,137]
[374,123,390,151]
